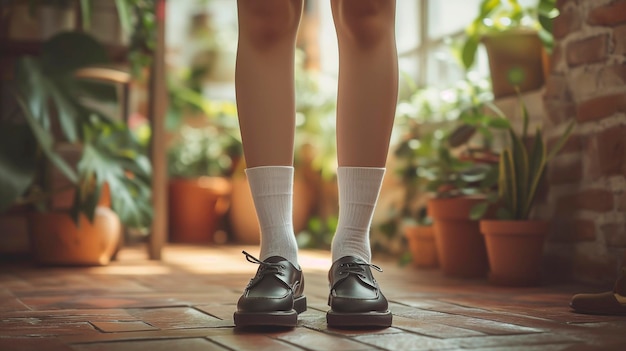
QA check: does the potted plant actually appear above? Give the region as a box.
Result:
[477,98,574,286]
[461,0,558,98]
[384,74,507,276]
[166,103,241,244]
[0,32,153,265]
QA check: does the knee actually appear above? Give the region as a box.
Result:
[238,0,301,50]
[334,0,395,49]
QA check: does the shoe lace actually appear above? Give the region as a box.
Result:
[242,250,285,277]
[338,262,383,279]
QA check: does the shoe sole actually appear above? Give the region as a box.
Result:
[234,295,307,328]
[326,310,392,328]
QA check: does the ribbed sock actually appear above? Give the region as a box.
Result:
[331,166,385,263]
[245,166,299,267]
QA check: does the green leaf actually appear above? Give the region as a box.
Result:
[114,0,133,38]
[15,96,78,184]
[470,201,489,220]
[523,128,545,217]
[508,126,528,218]
[0,123,38,211]
[79,0,92,29]
[461,36,480,70]
[546,120,575,161]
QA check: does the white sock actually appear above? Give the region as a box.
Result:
[245,166,299,267]
[331,167,385,263]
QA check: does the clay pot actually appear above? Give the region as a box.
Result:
[480,219,549,286]
[29,207,121,266]
[168,177,231,244]
[482,29,546,99]
[403,225,438,269]
[427,196,489,278]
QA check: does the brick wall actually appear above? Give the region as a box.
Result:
[541,0,626,285]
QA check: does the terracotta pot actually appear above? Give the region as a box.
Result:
[482,29,546,99]
[403,225,438,269]
[229,174,314,245]
[427,197,489,278]
[29,207,121,266]
[168,177,231,244]
[480,220,549,286]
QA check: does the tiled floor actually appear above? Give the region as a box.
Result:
[1,244,626,351]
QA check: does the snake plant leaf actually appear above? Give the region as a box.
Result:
[503,149,517,216]
[0,123,38,212]
[523,127,545,217]
[546,120,575,161]
[508,127,529,218]
[470,201,490,220]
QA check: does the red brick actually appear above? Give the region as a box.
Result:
[550,219,597,242]
[571,254,620,285]
[588,0,626,26]
[543,74,571,100]
[603,222,626,247]
[550,44,563,73]
[566,35,609,67]
[556,189,614,214]
[544,100,576,125]
[577,93,626,122]
[547,134,583,155]
[599,63,626,87]
[553,7,582,39]
[547,157,583,185]
[588,125,626,177]
[618,191,626,212]
[614,25,626,55]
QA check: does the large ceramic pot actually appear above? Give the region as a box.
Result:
[29,206,121,266]
[480,219,549,286]
[427,196,489,278]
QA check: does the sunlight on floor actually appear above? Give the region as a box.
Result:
[84,244,334,276]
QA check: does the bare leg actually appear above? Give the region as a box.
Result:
[236,0,303,167]
[331,0,398,167]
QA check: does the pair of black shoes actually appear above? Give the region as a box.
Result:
[234,251,392,328]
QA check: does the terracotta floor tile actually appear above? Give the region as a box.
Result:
[209,334,306,351]
[90,321,159,333]
[0,337,74,351]
[275,326,376,351]
[354,332,462,351]
[2,245,626,350]
[126,307,230,329]
[72,338,227,351]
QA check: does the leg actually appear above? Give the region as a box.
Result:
[236,0,301,167]
[233,0,306,328]
[326,0,398,329]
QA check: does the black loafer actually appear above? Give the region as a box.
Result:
[234,251,306,327]
[327,256,392,328]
